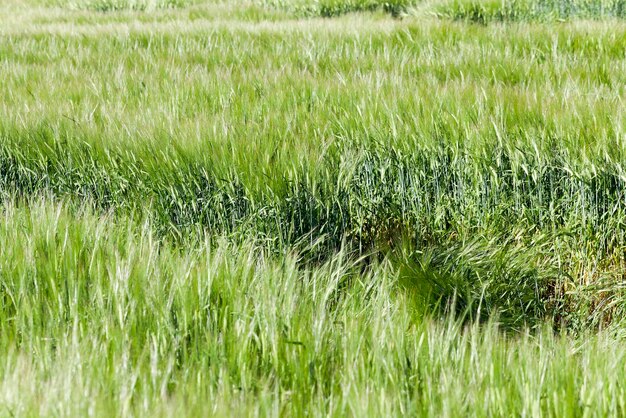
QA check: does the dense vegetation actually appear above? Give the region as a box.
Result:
[2,0,626,415]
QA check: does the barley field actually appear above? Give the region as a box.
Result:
[2,0,626,416]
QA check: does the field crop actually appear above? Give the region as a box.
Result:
[2,0,626,416]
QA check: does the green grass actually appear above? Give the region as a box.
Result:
[2,0,626,416]
[438,0,626,23]
[68,0,190,12]
[1,199,626,416]
[261,0,418,17]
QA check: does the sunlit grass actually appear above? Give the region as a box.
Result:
[0,199,624,416]
[2,0,626,416]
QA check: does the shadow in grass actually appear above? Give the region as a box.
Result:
[394,232,568,330]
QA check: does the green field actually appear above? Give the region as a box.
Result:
[2,0,626,415]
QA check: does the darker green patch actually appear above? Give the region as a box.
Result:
[395,232,568,329]
[3,129,626,327]
[438,0,626,23]
[263,0,417,18]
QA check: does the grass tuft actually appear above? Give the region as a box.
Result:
[261,0,418,17]
[67,0,189,12]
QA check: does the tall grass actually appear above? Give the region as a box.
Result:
[7,133,626,327]
[261,0,418,17]
[438,0,626,22]
[2,13,626,327]
[0,199,625,416]
[64,0,190,11]
[2,0,626,415]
